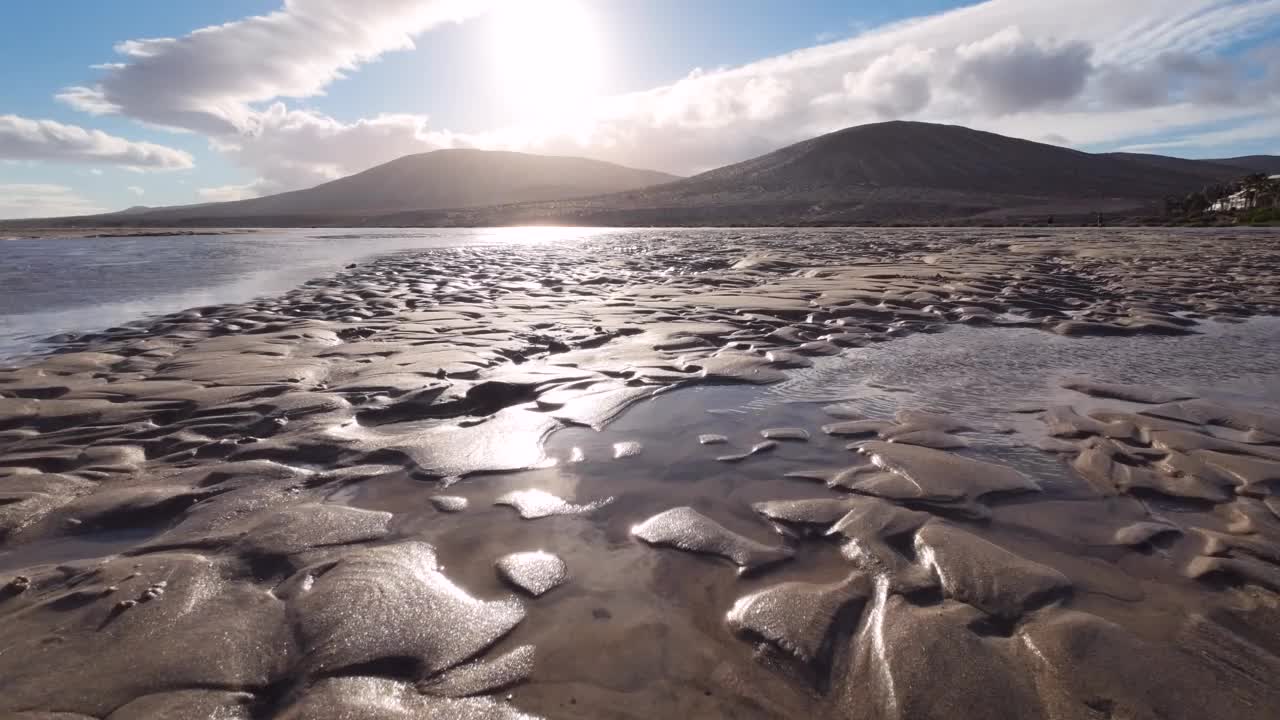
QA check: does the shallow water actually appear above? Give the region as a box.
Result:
[0,227,618,362]
[328,318,1280,718]
[754,317,1280,412]
[750,318,1280,487]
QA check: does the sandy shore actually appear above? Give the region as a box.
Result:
[2,228,1280,718]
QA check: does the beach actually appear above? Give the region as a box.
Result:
[2,226,1280,718]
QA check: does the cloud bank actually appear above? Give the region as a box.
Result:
[57,0,494,135]
[0,115,193,170]
[508,0,1280,173]
[63,0,1280,198]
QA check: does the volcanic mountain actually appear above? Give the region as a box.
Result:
[375,121,1271,226]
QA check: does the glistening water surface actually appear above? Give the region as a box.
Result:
[328,318,1280,717]
[747,318,1280,480]
[0,227,618,362]
[3,226,1280,717]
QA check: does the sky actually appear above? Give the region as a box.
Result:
[2,0,1279,218]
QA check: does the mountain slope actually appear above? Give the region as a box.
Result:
[120,150,679,222]
[1100,152,1266,186]
[1202,155,1280,175]
[371,121,1265,226]
[667,122,1242,198]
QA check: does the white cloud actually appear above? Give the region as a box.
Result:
[58,0,495,134]
[206,105,464,194]
[127,185,145,196]
[952,28,1093,113]
[832,28,1093,121]
[498,0,1280,172]
[59,0,1280,191]
[0,184,107,219]
[1097,51,1250,107]
[0,115,193,170]
[978,100,1271,150]
[1115,115,1280,153]
[843,45,937,118]
[89,168,104,175]
[197,182,265,202]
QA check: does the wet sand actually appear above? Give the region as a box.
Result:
[2,227,1280,718]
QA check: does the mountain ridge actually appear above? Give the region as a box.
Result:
[92,149,680,223]
[5,121,1277,227]
[369,122,1275,226]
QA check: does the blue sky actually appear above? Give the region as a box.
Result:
[2,0,1278,218]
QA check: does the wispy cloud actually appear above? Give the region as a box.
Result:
[206,107,467,194]
[0,115,193,170]
[197,182,264,202]
[0,183,107,219]
[58,0,495,134]
[127,185,145,196]
[1116,115,1280,153]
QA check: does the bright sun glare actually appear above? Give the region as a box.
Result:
[490,0,605,122]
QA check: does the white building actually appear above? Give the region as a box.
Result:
[1211,190,1252,212]
[1210,176,1279,213]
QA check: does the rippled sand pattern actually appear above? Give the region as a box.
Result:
[2,228,1280,718]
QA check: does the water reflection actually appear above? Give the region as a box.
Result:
[0,227,618,361]
[750,318,1280,429]
[478,226,627,245]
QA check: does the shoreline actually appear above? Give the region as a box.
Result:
[0,227,259,241]
[4,220,1278,241]
[5,220,1274,237]
[2,228,1280,717]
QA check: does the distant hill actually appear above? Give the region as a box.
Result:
[46,150,679,224]
[376,122,1278,226]
[671,122,1230,198]
[1202,155,1280,175]
[5,122,1276,227]
[1107,152,1279,179]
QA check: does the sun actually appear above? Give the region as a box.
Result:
[489,0,605,122]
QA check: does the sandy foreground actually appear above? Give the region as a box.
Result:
[2,228,1280,719]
